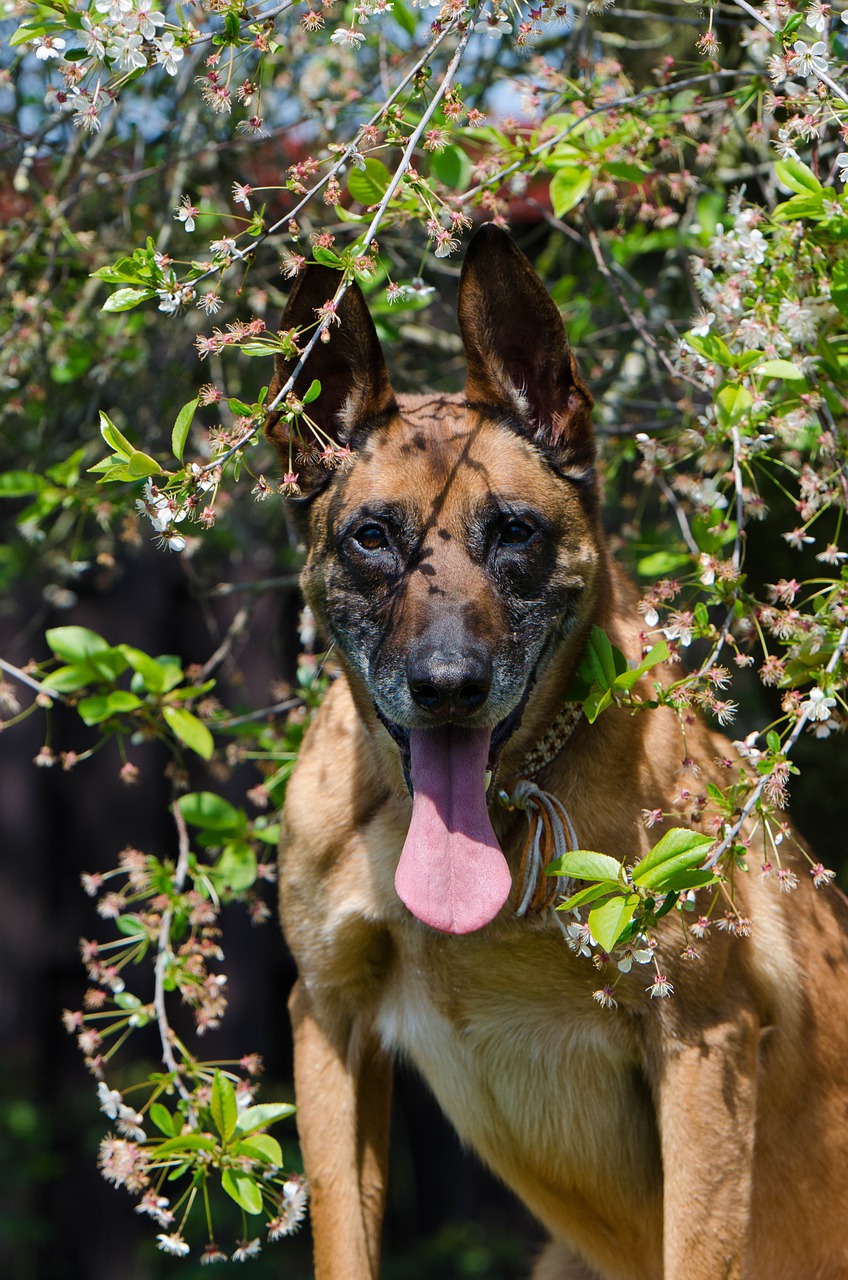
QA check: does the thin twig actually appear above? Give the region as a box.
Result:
[731,0,848,107]
[215,697,303,728]
[153,802,195,1109]
[201,11,481,472]
[710,625,848,863]
[209,574,300,598]
[0,656,64,700]
[199,605,252,680]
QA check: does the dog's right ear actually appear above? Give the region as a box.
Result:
[264,265,396,494]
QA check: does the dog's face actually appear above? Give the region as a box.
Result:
[301,401,599,759]
[266,225,602,932]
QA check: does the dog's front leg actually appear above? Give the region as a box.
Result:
[290,979,392,1279]
[658,1010,760,1280]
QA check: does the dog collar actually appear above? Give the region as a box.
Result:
[514,701,583,781]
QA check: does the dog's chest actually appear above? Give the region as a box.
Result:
[375,922,661,1242]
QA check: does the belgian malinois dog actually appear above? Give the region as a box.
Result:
[264,225,848,1280]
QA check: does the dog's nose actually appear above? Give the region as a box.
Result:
[407,646,492,717]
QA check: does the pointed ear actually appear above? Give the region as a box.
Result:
[264,265,396,494]
[457,223,594,476]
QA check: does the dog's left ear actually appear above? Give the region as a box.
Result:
[264,265,397,493]
[458,223,594,475]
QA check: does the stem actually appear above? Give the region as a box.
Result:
[710,625,848,864]
[0,656,64,700]
[200,11,481,472]
[153,801,195,1111]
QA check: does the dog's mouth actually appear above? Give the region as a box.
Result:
[376,705,528,936]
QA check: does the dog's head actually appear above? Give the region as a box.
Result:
[266,225,603,934]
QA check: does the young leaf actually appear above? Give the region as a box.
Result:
[162,707,214,760]
[77,690,143,725]
[234,1134,283,1167]
[588,894,640,952]
[178,791,243,832]
[221,1169,264,1215]
[118,644,166,693]
[171,397,198,462]
[98,412,134,459]
[102,287,155,312]
[546,850,623,882]
[46,626,110,663]
[715,383,753,429]
[234,1103,296,1136]
[211,1070,238,1143]
[550,166,592,217]
[774,158,822,196]
[149,1103,177,1137]
[0,471,46,497]
[347,157,392,206]
[556,881,621,913]
[632,828,714,889]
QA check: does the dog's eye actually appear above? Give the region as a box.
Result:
[500,518,535,546]
[353,523,389,551]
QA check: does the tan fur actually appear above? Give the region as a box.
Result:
[268,228,848,1280]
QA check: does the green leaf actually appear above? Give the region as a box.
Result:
[774,158,822,196]
[98,412,134,459]
[549,165,592,217]
[546,850,623,881]
[102,287,155,312]
[636,550,690,578]
[715,383,753,429]
[347,158,392,206]
[77,690,144,725]
[211,1070,238,1143]
[612,641,670,692]
[392,0,417,36]
[556,881,620,912]
[221,1169,264,1215]
[660,868,718,892]
[118,645,166,693]
[431,144,472,190]
[127,450,162,479]
[234,1134,283,1167]
[149,1104,177,1137]
[0,470,46,497]
[632,828,714,890]
[830,260,848,317]
[46,626,110,663]
[753,359,804,381]
[312,246,342,267]
[685,331,733,367]
[234,1103,296,1136]
[154,1133,218,1156]
[212,841,257,893]
[602,160,651,182]
[588,894,640,952]
[178,791,243,832]
[115,913,146,936]
[578,626,618,689]
[582,686,612,724]
[171,397,198,463]
[772,193,825,222]
[162,706,214,759]
[40,664,92,694]
[302,378,321,405]
[253,823,281,845]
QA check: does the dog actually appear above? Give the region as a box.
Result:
[263,224,848,1280]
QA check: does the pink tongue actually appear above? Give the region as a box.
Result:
[395,726,512,935]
